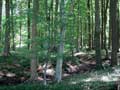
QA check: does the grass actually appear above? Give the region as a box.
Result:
[0,81,116,90]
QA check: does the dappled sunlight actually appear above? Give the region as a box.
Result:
[69,67,120,85]
[101,76,113,82]
[83,75,118,82]
[71,81,77,85]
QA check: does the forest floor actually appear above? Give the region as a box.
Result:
[0,51,119,90]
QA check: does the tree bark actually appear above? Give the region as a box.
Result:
[95,0,102,69]
[27,0,31,49]
[87,0,92,50]
[110,0,118,66]
[30,0,39,81]
[3,0,10,56]
[10,0,15,51]
[55,0,66,83]
[0,0,2,41]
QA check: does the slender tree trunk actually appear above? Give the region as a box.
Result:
[55,0,66,83]
[3,0,10,56]
[87,0,91,50]
[103,0,109,59]
[10,0,15,51]
[110,0,118,66]
[101,0,109,58]
[91,0,94,49]
[19,22,22,47]
[54,0,59,47]
[95,0,102,69]
[50,0,54,48]
[101,0,104,49]
[27,0,31,49]
[30,0,39,82]
[70,0,75,57]
[76,0,80,52]
[43,0,51,85]
[116,1,119,51]
[80,20,83,48]
[0,0,2,42]
[108,1,111,49]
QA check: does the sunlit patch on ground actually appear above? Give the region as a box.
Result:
[69,67,120,84]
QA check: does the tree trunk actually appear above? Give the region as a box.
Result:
[91,0,94,49]
[80,20,83,48]
[110,0,118,66]
[55,0,66,83]
[87,0,92,50]
[95,0,102,69]
[27,0,31,49]
[76,0,80,52]
[54,0,59,48]
[19,22,22,47]
[0,0,2,41]
[116,1,119,52]
[3,0,10,56]
[10,0,15,51]
[30,0,39,82]
[101,0,109,59]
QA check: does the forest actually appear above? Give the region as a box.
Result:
[0,0,120,90]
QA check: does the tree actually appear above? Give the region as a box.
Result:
[10,0,15,51]
[101,0,109,59]
[87,0,92,50]
[116,1,120,52]
[55,0,66,83]
[110,0,118,66]
[76,0,80,52]
[3,0,11,56]
[29,0,39,82]
[27,0,31,49]
[94,0,102,69]
[0,0,2,42]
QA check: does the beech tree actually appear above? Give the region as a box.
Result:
[29,0,39,82]
[55,0,66,83]
[0,0,2,42]
[94,0,102,69]
[3,0,11,56]
[110,0,118,66]
[27,0,31,49]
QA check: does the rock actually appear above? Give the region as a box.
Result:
[74,52,86,57]
[43,63,52,69]
[0,76,2,78]
[45,68,55,76]
[38,64,55,76]
[20,77,26,81]
[6,73,16,78]
[78,64,90,72]
[66,63,79,73]
[0,71,5,76]
[13,64,21,67]
[38,77,43,81]
[37,65,43,72]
